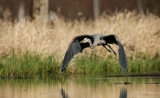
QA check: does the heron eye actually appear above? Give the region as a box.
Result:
[84,38,88,41]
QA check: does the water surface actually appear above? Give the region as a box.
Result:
[0,76,160,98]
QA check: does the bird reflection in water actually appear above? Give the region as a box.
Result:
[60,88,69,98]
[60,87,127,98]
[119,88,127,98]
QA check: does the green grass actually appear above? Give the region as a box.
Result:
[128,53,160,74]
[72,52,160,74]
[0,52,59,78]
[72,53,120,74]
[0,52,159,78]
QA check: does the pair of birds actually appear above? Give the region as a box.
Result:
[59,34,127,73]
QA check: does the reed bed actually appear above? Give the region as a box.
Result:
[0,11,160,77]
[0,11,160,57]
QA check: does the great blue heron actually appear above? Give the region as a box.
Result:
[59,34,127,73]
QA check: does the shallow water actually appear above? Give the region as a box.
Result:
[0,76,160,98]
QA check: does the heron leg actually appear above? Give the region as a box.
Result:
[107,45,117,56]
[102,45,112,52]
[102,44,117,58]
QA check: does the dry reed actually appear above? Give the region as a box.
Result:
[0,11,160,61]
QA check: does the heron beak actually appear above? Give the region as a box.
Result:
[80,40,84,43]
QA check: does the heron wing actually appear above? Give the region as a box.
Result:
[102,34,127,72]
[102,34,118,44]
[59,35,93,72]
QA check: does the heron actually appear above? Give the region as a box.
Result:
[59,34,127,73]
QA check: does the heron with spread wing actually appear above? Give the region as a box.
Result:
[59,34,127,73]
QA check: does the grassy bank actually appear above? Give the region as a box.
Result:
[0,52,159,78]
[0,11,160,78]
[0,52,60,78]
[67,52,160,74]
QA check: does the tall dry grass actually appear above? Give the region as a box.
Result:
[0,11,160,61]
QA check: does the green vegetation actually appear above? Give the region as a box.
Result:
[0,51,159,78]
[73,53,120,74]
[70,52,160,75]
[0,52,60,78]
[127,53,160,74]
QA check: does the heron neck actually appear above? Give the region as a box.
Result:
[88,40,95,49]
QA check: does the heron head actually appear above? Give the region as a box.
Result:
[80,38,90,43]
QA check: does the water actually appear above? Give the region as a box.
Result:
[0,76,160,98]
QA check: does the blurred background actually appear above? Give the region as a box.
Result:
[0,0,160,21]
